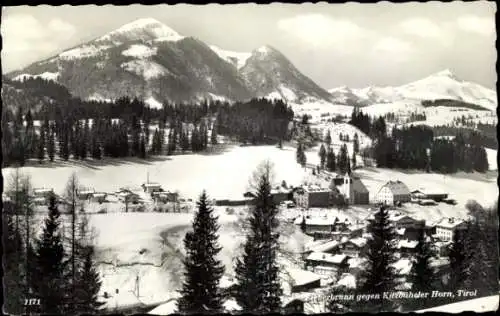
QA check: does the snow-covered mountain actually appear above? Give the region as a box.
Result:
[328,69,497,112]
[9,18,333,106]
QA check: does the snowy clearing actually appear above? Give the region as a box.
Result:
[2,145,310,200]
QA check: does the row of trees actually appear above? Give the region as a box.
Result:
[3,171,103,315]
[3,97,293,167]
[2,108,223,166]
[215,98,294,145]
[374,125,489,173]
[177,161,283,313]
[328,200,498,312]
[349,108,388,140]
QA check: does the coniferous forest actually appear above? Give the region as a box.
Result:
[2,78,294,167]
[348,108,490,174]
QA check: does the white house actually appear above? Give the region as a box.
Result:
[141,182,162,194]
[375,180,411,205]
[434,217,467,242]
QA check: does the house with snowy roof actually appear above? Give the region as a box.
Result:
[141,182,162,194]
[375,180,411,205]
[33,187,54,199]
[336,173,370,205]
[411,188,449,202]
[77,188,95,200]
[270,185,292,205]
[304,252,349,277]
[337,237,369,258]
[283,267,322,293]
[434,217,467,242]
[397,239,419,257]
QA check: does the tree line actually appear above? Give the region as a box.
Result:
[3,171,103,315]
[3,96,294,167]
[374,125,489,173]
[215,98,294,145]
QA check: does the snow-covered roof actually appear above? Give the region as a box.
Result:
[300,185,330,193]
[398,240,418,249]
[147,299,177,315]
[392,258,412,275]
[223,299,242,312]
[286,267,322,286]
[411,188,448,196]
[380,180,410,196]
[306,252,348,265]
[335,273,356,289]
[347,257,367,269]
[308,239,341,253]
[271,186,290,194]
[33,188,53,194]
[78,189,95,195]
[305,216,335,226]
[143,182,161,187]
[347,237,368,248]
[92,192,107,197]
[435,217,466,229]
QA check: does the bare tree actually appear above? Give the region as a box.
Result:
[248,160,276,192]
[64,172,80,312]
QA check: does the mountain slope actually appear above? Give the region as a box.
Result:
[328,69,497,111]
[9,18,333,106]
[240,45,334,103]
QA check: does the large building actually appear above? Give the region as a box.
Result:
[293,185,331,209]
[336,173,370,205]
[375,180,411,205]
[434,217,467,242]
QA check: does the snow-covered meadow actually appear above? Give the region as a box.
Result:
[2,145,310,201]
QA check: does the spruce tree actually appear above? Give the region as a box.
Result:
[74,246,105,314]
[31,194,67,314]
[177,191,225,314]
[47,123,55,162]
[353,133,360,154]
[319,144,326,169]
[37,128,45,163]
[234,162,282,313]
[448,228,467,291]
[325,130,332,146]
[359,206,399,312]
[2,212,25,314]
[406,228,436,310]
[351,150,357,170]
[326,148,336,172]
[211,125,218,145]
[338,144,349,174]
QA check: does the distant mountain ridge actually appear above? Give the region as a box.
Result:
[8,18,334,108]
[328,69,497,112]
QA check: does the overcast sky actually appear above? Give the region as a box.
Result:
[1,2,497,89]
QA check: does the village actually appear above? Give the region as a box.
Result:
[6,155,472,314]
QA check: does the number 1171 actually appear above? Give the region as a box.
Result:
[24,298,40,306]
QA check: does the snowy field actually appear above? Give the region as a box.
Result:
[87,207,311,311]
[2,145,310,201]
